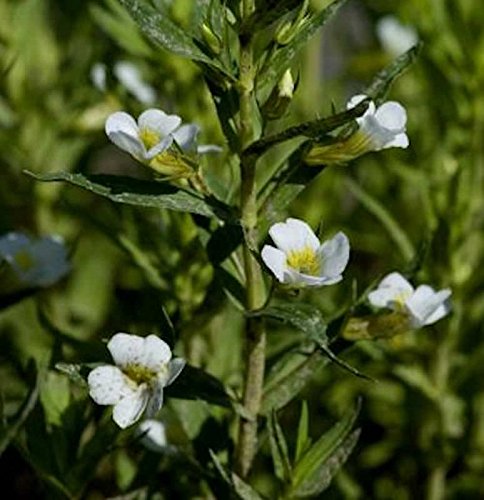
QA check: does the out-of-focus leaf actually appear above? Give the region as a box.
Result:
[295,401,311,462]
[118,0,232,77]
[209,450,265,500]
[166,364,232,408]
[25,171,233,220]
[206,223,244,265]
[364,43,422,104]
[289,400,361,497]
[268,410,292,482]
[257,0,347,97]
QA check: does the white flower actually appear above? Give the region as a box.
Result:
[376,16,418,58]
[261,218,350,287]
[137,419,168,453]
[0,232,70,287]
[347,94,409,151]
[90,63,107,92]
[88,333,185,429]
[368,272,451,328]
[114,61,157,105]
[105,109,182,162]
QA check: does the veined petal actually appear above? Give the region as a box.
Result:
[138,109,181,137]
[269,218,320,253]
[261,245,287,282]
[173,124,199,151]
[139,335,172,371]
[108,333,146,368]
[113,385,149,428]
[375,101,407,131]
[88,365,134,405]
[166,358,186,386]
[406,286,451,327]
[318,232,350,278]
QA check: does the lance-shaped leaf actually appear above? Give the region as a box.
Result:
[268,411,292,483]
[288,400,361,497]
[209,450,266,500]
[295,401,311,462]
[257,0,347,97]
[118,0,232,78]
[364,43,422,104]
[25,171,233,220]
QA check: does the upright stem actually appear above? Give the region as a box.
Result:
[234,0,267,478]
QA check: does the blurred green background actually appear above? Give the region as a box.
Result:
[1,0,483,498]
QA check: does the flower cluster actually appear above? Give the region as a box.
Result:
[88,333,185,429]
[368,272,451,328]
[261,218,350,288]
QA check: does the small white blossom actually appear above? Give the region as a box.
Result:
[261,218,350,287]
[88,333,185,429]
[368,272,451,328]
[376,16,418,57]
[347,94,409,151]
[137,419,168,453]
[105,109,181,162]
[114,61,157,105]
[0,232,70,287]
[90,63,107,92]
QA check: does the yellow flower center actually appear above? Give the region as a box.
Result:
[393,291,412,311]
[139,127,161,150]
[124,363,157,385]
[286,246,320,276]
[14,250,35,272]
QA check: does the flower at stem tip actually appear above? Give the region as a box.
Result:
[261,218,350,288]
[88,333,185,429]
[304,94,408,165]
[368,272,451,328]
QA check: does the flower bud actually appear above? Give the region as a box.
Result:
[201,23,222,55]
[262,69,294,120]
[342,312,412,341]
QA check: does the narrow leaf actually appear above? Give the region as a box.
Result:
[268,411,292,483]
[25,171,233,220]
[295,401,311,462]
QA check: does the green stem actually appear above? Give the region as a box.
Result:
[234,0,267,478]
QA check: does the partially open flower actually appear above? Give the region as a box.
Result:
[88,333,185,429]
[261,218,350,287]
[368,272,451,328]
[0,232,70,288]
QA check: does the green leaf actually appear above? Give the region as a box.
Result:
[268,410,292,483]
[166,364,232,408]
[364,43,422,104]
[295,401,311,462]
[25,171,233,220]
[209,450,265,500]
[257,0,347,97]
[118,0,232,77]
[290,400,361,497]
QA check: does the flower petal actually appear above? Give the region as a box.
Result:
[113,385,149,428]
[261,245,287,282]
[105,112,146,158]
[87,365,133,405]
[406,285,452,327]
[145,382,164,418]
[285,269,342,287]
[108,333,145,368]
[347,94,375,119]
[269,218,320,253]
[137,419,167,452]
[138,109,181,137]
[318,231,350,278]
[172,124,199,151]
[197,144,223,154]
[383,132,409,149]
[375,101,407,131]
[146,134,174,160]
[368,272,413,309]
[166,358,186,386]
[140,335,172,371]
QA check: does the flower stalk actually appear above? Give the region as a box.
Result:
[234,0,267,478]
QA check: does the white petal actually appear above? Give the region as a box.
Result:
[406,286,452,327]
[285,269,342,287]
[105,112,146,158]
[145,134,174,159]
[197,144,223,154]
[137,419,167,452]
[139,335,172,371]
[172,124,199,151]
[269,218,320,253]
[108,333,145,368]
[423,294,452,325]
[138,109,181,137]
[347,94,375,120]
[113,385,149,428]
[87,365,133,405]
[318,232,350,278]
[375,101,407,131]
[166,358,186,386]
[145,383,164,417]
[383,132,409,149]
[368,272,413,309]
[261,245,287,282]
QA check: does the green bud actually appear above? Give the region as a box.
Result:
[201,23,222,55]
[274,0,309,45]
[262,69,295,120]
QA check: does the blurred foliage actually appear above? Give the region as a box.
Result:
[0,0,483,499]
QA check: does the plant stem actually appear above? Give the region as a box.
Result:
[234,0,267,478]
